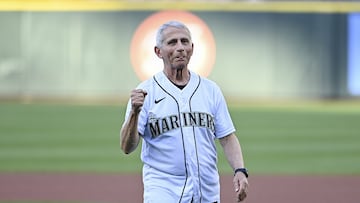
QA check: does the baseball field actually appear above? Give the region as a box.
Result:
[0,101,360,203]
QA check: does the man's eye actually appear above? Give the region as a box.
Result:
[181,40,189,44]
[168,40,177,45]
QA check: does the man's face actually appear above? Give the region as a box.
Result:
[155,27,193,70]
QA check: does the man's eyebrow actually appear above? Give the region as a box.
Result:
[166,37,190,44]
[167,39,176,43]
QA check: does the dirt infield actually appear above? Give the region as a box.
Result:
[0,173,359,203]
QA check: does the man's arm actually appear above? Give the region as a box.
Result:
[120,89,147,154]
[120,109,141,154]
[219,133,245,169]
[219,133,249,202]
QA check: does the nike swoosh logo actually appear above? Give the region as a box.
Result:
[155,97,165,104]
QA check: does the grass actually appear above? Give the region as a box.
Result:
[0,102,360,175]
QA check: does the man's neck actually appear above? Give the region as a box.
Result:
[164,68,190,86]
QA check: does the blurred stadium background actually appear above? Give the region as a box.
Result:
[0,0,360,102]
[0,0,360,202]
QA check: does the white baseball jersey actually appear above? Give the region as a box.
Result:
[124,71,235,203]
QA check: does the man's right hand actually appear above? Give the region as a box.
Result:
[130,89,147,112]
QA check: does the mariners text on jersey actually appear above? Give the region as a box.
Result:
[148,111,215,138]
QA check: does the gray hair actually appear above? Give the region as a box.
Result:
[155,21,192,47]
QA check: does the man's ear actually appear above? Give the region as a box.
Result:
[190,43,194,56]
[154,46,162,59]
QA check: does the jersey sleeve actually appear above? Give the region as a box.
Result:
[213,85,236,139]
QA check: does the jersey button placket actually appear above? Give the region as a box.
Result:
[184,124,201,202]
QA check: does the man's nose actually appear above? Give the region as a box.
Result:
[176,43,185,52]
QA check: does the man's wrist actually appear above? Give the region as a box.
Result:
[234,168,249,178]
[130,107,141,114]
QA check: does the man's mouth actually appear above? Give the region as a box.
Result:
[175,56,185,61]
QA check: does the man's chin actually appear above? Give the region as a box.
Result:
[173,63,186,70]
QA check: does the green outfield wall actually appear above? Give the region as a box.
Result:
[0,1,357,101]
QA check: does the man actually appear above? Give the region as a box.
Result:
[120,20,248,203]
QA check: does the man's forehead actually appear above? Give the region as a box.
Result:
[163,27,191,39]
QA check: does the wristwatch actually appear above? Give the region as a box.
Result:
[234,168,249,178]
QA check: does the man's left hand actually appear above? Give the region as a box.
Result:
[233,172,249,202]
